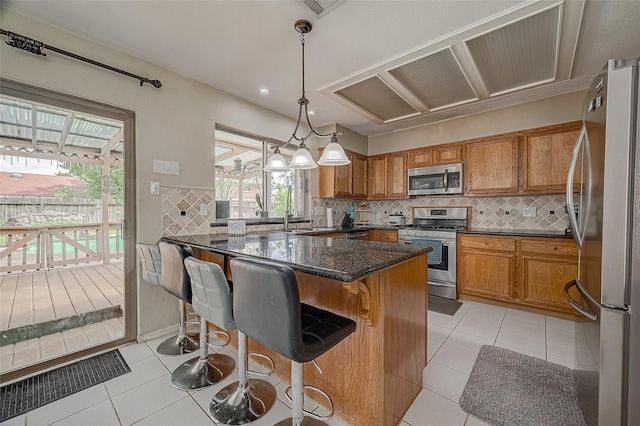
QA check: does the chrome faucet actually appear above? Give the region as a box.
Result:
[284,184,292,231]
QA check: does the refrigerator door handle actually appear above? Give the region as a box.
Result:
[563,279,598,320]
[566,125,586,248]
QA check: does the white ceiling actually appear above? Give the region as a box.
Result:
[2,0,639,137]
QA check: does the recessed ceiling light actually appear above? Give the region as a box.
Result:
[259,88,270,95]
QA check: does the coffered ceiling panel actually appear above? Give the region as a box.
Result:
[465,5,561,95]
[388,48,477,110]
[335,76,419,122]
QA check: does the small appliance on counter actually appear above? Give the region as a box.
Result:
[341,207,355,229]
[389,212,405,226]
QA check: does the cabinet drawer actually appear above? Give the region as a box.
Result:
[459,235,516,252]
[371,230,398,243]
[521,238,577,256]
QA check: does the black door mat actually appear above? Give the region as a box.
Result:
[428,295,463,316]
[0,349,130,422]
[460,345,597,426]
[0,306,123,347]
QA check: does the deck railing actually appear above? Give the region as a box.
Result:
[0,223,123,272]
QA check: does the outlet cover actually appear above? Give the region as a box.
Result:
[150,181,160,195]
[523,207,537,217]
[314,206,325,216]
[199,204,207,216]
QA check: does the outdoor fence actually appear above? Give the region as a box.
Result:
[0,196,123,225]
[0,223,123,273]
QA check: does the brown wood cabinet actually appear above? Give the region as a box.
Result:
[458,234,516,301]
[367,155,387,199]
[319,149,367,199]
[367,153,408,199]
[369,229,398,243]
[523,122,582,193]
[458,234,579,314]
[465,137,519,195]
[407,143,462,168]
[519,238,578,313]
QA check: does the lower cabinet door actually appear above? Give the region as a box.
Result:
[519,255,578,313]
[458,250,515,301]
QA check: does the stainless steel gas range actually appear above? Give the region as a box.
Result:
[398,207,468,300]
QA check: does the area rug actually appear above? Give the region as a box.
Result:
[428,295,463,316]
[0,349,130,422]
[459,345,596,426]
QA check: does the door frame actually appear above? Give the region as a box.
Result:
[0,78,137,381]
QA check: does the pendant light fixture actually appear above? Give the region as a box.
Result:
[264,20,350,172]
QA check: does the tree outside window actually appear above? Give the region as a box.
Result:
[214,128,305,221]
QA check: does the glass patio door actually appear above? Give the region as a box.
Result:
[0,79,136,381]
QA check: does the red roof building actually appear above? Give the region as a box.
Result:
[0,172,88,197]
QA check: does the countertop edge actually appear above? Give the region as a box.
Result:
[161,234,431,282]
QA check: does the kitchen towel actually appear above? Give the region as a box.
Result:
[411,238,443,264]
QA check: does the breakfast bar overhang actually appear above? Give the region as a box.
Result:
[163,232,430,426]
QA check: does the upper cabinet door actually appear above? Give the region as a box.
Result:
[333,154,353,198]
[387,153,408,199]
[408,147,434,168]
[434,144,462,165]
[465,137,519,195]
[351,153,368,199]
[368,156,388,199]
[523,123,582,193]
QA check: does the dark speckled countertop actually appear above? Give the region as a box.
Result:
[163,232,430,282]
[460,228,573,238]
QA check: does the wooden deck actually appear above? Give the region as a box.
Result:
[0,261,123,332]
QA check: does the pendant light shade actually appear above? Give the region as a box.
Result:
[263,146,290,172]
[317,134,351,166]
[288,141,317,169]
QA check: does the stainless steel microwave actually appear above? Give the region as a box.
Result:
[407,164,463,195]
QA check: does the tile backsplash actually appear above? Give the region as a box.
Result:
[162,186,570,235]
[161,186,217,236]
[312,194,571,232]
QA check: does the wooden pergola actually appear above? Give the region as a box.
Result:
[0,96,124,265]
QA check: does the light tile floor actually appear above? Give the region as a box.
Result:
[2,300,596,426]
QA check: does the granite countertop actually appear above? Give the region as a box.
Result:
[163,232,430,282]
[460,228,573,238]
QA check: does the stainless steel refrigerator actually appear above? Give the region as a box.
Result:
[564,58,639,426]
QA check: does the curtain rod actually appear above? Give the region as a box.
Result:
[0,28,162,89]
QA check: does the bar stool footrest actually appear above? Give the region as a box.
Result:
[284,385,334,421]
[247,352,275,377]
[206,329,231,349]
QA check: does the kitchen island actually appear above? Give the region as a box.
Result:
[163,232,430,426]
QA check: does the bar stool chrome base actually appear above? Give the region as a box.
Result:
[209,378,277,425]
[156,333,199,355]
[274,418,326,426]
[170,353,235,390]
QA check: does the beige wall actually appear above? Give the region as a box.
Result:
[367,91,585,155]
[0,9,303,337]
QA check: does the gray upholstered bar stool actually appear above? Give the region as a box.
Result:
[136,242,197,354]
[136,243,162,287]
[170,257,236,390]
[229,257,356,426]
[156,241,199,355]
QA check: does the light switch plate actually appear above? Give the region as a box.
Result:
[314,207,325,216]
[523,206,537,217]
